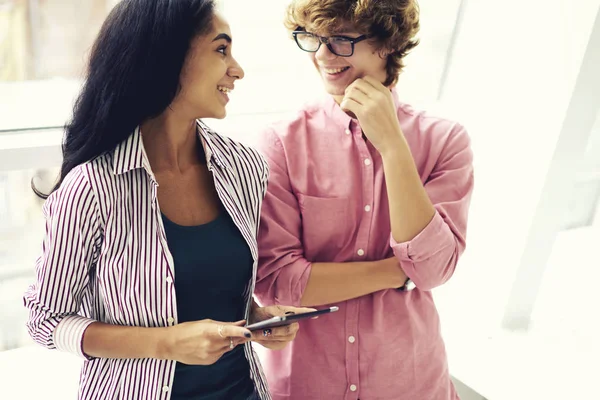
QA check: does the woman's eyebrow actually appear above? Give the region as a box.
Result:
[212,33,232,43]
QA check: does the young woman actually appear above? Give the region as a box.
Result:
[24,1,309,399]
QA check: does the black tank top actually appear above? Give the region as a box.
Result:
[162,210,255,400]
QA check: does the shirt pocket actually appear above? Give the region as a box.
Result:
[296,194,349,261]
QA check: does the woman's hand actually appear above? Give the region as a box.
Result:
[249,305,316,350]
[161,319,252,365]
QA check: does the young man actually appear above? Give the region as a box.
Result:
[254,1,474,399]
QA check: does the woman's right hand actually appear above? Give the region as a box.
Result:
[160,319,252,365]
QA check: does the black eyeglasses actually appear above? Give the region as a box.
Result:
[292,31,368,57]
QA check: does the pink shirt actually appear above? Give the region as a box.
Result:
[254,90,474,400]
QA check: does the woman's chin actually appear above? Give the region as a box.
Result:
[203,108,227,120]
[214,109,227,119]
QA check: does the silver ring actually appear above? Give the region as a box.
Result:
[229,338,234,349]
[218,325,225,338]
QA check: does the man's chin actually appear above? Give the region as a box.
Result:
[322,83,347,98]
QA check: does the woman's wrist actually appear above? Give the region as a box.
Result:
[154,327,174,360]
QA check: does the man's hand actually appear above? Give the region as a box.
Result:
[340,76,405,155]
[249,305,316,350]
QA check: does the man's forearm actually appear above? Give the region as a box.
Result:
[299,258,405,307]
[381,137,436,243]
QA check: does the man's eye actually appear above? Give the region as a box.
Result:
[331,37,350,44]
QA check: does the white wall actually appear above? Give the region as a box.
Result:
[434,0,600,330]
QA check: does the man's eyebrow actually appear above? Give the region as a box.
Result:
[212,33,232,43]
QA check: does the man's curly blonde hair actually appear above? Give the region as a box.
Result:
[284,0,420,86]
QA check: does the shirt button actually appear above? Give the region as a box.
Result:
[357,249,365,256]
[364,205,371,212]
[350,384,357,392]
[166,276,173,284]
[345,128,351,135]
[167,317,175,324]
[162,385,170,393]
[364,159,372,166]
[348,336,356,343]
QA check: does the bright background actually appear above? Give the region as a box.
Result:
[1,0,599,398]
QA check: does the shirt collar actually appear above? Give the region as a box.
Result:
[112,120,231,179]
[196,120,233,171]
[112,126,147,176]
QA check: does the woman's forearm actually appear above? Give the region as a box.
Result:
[82,322,170,360]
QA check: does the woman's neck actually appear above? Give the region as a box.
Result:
[140,109,201,173]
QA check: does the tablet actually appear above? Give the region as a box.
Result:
[245,306,339,331]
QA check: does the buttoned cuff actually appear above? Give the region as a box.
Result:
[53,315,97,360]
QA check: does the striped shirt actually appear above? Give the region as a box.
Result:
[23,120,272,400]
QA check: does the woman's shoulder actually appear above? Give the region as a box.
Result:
[198,121,268,177]
[42,163,100,219]
[46,154,116,209]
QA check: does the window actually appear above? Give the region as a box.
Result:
[0,0,114,131]
[0,0,117,352]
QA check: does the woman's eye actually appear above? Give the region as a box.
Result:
[218,46,228,55]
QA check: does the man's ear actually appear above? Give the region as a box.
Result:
[376,48,396,58]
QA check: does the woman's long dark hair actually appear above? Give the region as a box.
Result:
[33,0,215,198]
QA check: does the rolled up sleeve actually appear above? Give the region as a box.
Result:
[391,124,474,291]
[23,166,101,360]
[255,128,312,307]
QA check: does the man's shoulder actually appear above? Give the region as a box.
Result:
[261,97,331,141]
[397,101,469,142]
